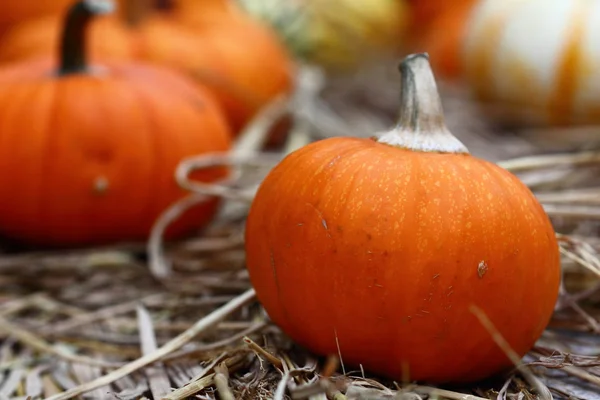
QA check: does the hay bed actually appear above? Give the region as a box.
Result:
[1,61,600,400]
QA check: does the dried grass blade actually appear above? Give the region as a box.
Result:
[0,367,24,397]
[273,370,290,400]
[44,293,167,335]
[469,305,553,400]
[561,365,600,387]
[163,320,267,362]
[543,204,600,220]
[162,352,248,400]
[243,336,283,369]
[44,288,256,400]
[410,385,490,400]
[232,93,291,155]
[213,363,234,400]
[25,365,46,399]
[0,316,121,369]
[498,151,600,172]
[137,305,172,399]
[148,193,212,279]
[560,247,600,278]
[71,363,112,400]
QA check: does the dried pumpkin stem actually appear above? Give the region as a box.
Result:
[377,53,469,154]
[59,0,114,76]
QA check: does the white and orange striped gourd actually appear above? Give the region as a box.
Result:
[462,0,600,127]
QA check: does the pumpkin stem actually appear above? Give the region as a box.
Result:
[155,0,174,11]
[377,53,469,154]
[58,0,114,76]
[122,0,154,26]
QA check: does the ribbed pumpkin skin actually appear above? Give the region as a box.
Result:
[139,19,294,132]
[245,137,561,383]
[0,9,294,134]
[462,0,600,126]
[0,59,232,246]
[0,15,135,63]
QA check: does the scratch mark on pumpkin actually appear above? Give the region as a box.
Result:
[306,202,331,238]
[270,249,289,323]
[432,273,440,280]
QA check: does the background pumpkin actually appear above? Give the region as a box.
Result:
[405,0,472,28]
[0,0,233,247]
[0,0,74,32]
[461,0,600,127]
[0,0,295,135]
[156,0,241,26]
[136,0,296,134]
[244,54,560,383]
[0,12,134,63]
[139,13,295,133]
[407,0,478,79]
[238,0,409,72]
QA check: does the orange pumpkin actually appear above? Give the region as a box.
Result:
[0,0,232,247]
[139,14,295,133]
[406,0,470,29]
[0,0,73,32]
[138,0,295,133]
[0,0,295,135]
[408,0,478,79]
[244,54,560,383]
[0,12,134,63]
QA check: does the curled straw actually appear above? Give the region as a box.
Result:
[147,65,320,280]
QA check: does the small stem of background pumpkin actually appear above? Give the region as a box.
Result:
[122,0,154,27]
[155,0,173,11]
[59,0,114,76]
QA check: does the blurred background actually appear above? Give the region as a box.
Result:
[0,0,598,247]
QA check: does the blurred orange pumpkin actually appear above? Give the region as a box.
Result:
[0,0,295,134]
[139,10,295,133]
[0,12,134,63]
[405,0,478,79]
[158,0,239,25]
[406,0,473,29]
[0,0,73,32]
[0,0,233,246]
